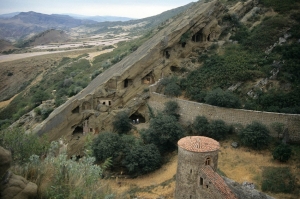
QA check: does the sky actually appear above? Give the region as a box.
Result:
[0,0,196,19]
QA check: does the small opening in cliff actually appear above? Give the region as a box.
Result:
[192,30,203,42]
[129,112,146,123]
[165,50,170,59]
[72,126,83,135]
[124,78,133,88]
[170,66,180,72]
[82,101,91,110]
[207,34,211,41]
[181,42,186,48]
[72,106,80,113]
[142,72,154,84]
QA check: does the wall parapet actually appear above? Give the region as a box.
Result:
[148,92,300,142]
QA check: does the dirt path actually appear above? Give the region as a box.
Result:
[0,94,17,109]
[0,49,88,63]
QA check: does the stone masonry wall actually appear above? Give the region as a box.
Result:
[148,92,300,142]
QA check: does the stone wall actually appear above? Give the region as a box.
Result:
[148,92,300,142]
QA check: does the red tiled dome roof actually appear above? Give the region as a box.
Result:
[178,136,220,152]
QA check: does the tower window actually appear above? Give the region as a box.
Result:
[190,169,192,174]
[205,157,211,166]
[200,177,203,185]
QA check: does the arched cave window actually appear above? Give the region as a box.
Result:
[129,112,146,123]
[72,106,80,113]
[205,157,211,166]
[207,34,211,42]
[72,126,83,135]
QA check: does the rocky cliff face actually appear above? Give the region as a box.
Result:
[33,0,256,155]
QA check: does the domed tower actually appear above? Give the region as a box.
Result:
[175,136,237,199]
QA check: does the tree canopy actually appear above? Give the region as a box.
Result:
[140,113,184,153]
[112,111,132,134]
[239,121,270,150]
[122,144,161,174]
[92,132,121,162]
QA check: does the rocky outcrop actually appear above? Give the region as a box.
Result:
[33,0,255,154]
[224,177,275,199]
[0,146,38,199]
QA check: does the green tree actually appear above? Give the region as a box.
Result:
[92,132,121,162]
[205,88,241,108]
[140,113,184,152]
[271,122,285,138]
[0,127,49,164]
[122,144,161,174]
[163,100,180,120]
[164,82,181,97]
[240,121,270,150]
[207,119,230,140]
[112,111,132,134]
[193,116,209,135]
[272,143,292,162]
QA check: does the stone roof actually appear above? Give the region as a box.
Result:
[201,165,238,199]
[177,136,220,152]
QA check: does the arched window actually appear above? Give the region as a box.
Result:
[205,157,211,166]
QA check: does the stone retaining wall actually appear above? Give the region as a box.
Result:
[148,92,300,142]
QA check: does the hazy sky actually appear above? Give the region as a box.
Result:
[0,0,196,18]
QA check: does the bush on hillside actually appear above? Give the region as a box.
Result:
[140,113,184,153]
[205,88,241,108]
[0,127,49,164]
[122,144,161,174]
[112,111,132,134]
[92,132,121,162]
[164,82,181,97]
[239,121,270,150]
[272,143,292,162]
[163,100,180,120]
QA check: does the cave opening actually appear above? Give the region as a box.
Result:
[129,112,146,123]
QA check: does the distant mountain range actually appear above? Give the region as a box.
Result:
[0,2,194,42]
[64,14,135,22]
[0,12,134,22]
[0,11,97,41]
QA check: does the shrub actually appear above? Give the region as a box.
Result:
[163,100,180,120]
[0,127,49,164]
[193,116,209,135]
[122,144,161,174]
[272,143,292,162]
[205,88,241,108]
[140,113,184,153]
[262,167,295,193]
[112,111,132,134]
[92,132,121,162]
[22,142,111,199]
[239,121,270,150]
[91,70,101,80]
[207,119,230,140]
[164,82,181,97]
